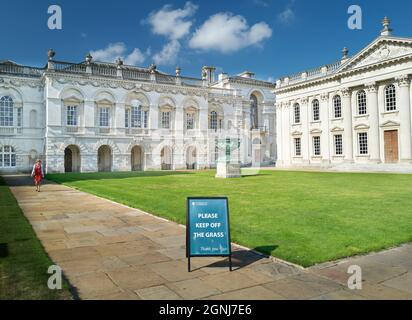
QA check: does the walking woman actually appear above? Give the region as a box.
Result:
[31,159,44,192]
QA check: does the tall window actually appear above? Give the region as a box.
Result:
[130,106,148,129]
[294,103,301,124]
[125,109,130,128]
[17,107,23,127]
[99,107,110,127]
[313,136,321,156]
[312,99,320,121]
[66,105,78,126]
[385,84,397,111]
[0,96,14,127]
[250,94,258,129]
[161,111,171,129]
[333,95,342,118]
[334,135,343,155]
[294,138,301,156]
[0,145,16,168]
[186,113,194,130]
[209,111,218,130]
[357,90,367,115]
[358,132,368,155]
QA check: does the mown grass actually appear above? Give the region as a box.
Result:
[0,177,72,300]
[47,170,412,267]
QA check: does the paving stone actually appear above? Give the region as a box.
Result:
[263,273,343,300]
[311,289,366,300]
[119,252,171,266]
[108,266,167,291]
[355,283,412,300]
[207,286,285,300]
[381,273,412,294]
[136,285,182,300]
[70,272,121,298]
[199,271,263,293]
[149,260,207,282]
[167,278,222,300]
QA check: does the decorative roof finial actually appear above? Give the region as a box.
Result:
[148,63,157,74]
[342,47,349,59]
[48,49,56,61]
[116,57,124,67]
[175,66,181,77]
[381,16,393,36]
[85,53,93,64]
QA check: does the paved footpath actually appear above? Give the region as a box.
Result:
[4,175,412,300]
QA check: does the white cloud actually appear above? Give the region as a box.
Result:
[147,1,198,40]
[90,43,147,65]
[278,8,295,24]
[189,13,272,53]
[153,40,181,66]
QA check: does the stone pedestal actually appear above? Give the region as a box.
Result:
[215,162,241,178]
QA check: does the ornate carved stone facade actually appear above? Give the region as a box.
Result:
[0,56,275,173]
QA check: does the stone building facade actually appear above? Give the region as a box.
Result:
[274,18,412,170]
[0,53,275,174]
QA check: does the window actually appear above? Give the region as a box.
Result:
[130,106,148,129]
[313,136,321,156]
[385,84,397,111]
[294,138,301,156]
[66,105,78,126]
[0,145,16,168]
[294,103,301,124]
[99,107,110,127]
[334,135,343,155]
[358,132,368,155]
[125,109,130,128]
[17,107,23,127]
[357,90,367,115]
[161,111,171,129]
[0,96,14,127]
[209,111,218,130]
[333,95,342,118]
[312,99,320,121]
[186,113,194,130]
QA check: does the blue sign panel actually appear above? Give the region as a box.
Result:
[187,198,231,257]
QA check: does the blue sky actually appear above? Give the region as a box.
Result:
[1,0,411,81]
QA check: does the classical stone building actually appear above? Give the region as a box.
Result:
[0,52,275,173]
[275,18,412,170]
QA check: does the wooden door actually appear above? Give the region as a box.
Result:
[384,130,399,163]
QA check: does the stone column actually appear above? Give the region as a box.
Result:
[283,102,291,166]
[301,98,309,165]
[174,106,185,169]
[342,88,353,162]
[320,93,330,163]
[83,99,95,135]
[276,103,283,166]
[366,83,381,163]
[397,75,412,162]
[150,104,159,130]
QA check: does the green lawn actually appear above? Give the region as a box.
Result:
[47,170,412,267]
[0,177,72,300]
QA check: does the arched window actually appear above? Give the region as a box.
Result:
[312,99,320,121]
[250,94,259,129]
[385,84,397,111]
[127,105,148,129]
[333,95,342,119]
[294,103,301,124]
[0,96,14,127]
[0,145,16,168]
[209,111,218,130]
[357,90,367,115]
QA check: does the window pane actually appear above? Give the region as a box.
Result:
[312,100,320,121]
[210,111,217,130]
[385,85,397,111]
[358,133,368,155]
[67,106,78,126]
[334,135,343,155]
[99,107,109,127]
[313,136,321,156]
[161,111,170,129]
[333,96,342,118]
[0,96,14,127]
[294,138,301,156]
[294,104,300,124]
[357,91,367,115]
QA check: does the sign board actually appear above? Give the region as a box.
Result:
[186,197,232,272]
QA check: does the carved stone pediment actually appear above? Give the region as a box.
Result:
[380,120,400,128]
[340,38,412,72]
[354,123,370,130]
[331,126,344,133]
[310,128,322,134]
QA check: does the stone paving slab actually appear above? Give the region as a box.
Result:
[4,175,412,300]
